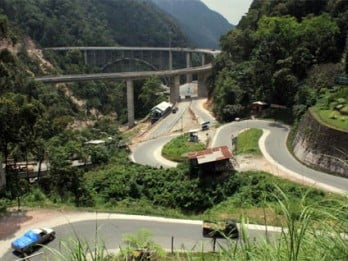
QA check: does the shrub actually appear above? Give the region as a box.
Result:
[330,101,338,110]
[0,198,9,214]
[336,97,346,104]
[119,229,166,260]
[340,106,348,115]
[329,112,338,119]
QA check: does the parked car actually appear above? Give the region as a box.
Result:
[202,220,239,239]
[11,228,56,254]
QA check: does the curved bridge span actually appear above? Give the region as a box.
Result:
[36,46,220,127]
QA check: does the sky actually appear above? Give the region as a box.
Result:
[201,0,253,25]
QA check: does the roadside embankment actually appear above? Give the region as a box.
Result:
[292,111,348,177]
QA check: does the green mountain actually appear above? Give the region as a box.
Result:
[149,0,234,49]
[210,0,348,122]
[0,0,189,47]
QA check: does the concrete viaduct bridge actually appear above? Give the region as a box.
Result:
[36,47,220,127]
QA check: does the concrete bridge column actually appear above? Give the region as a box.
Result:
[84,50,88,65]
[126,79,135,128]
[186,52,192,83]
[197,72,209,98]
[92,50,97,66]
[169,50,173,70]
[170,75,180,104]
[201,53,206,65]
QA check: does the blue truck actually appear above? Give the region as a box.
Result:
[11,227,55,254]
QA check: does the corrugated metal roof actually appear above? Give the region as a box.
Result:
[187,146,233,164]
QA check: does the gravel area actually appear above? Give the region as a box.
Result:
[0,208,64,240]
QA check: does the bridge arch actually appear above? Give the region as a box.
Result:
[102,57,159,73]
[37,47,220,128]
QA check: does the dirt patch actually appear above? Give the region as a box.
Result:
[0,208,62,240]
[234,154,320,187]
[235,155,276,173]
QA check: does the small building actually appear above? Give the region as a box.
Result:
[150,101,173,123]
[187,146,234,180]
[252,101,268,112]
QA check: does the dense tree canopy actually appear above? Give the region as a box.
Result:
[211,0,347,122]
[0,0,189,47]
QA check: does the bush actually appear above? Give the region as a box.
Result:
[336,97,346,104]
[0,198,9,214]
[119,229,166,260]
[329,112,338,119]
[340,106,348,115]
[330,101,338,109]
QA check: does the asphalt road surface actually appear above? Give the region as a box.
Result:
[212,120,348,193]
[131,105,348,194]
[2,219,279,260]
[131,135,178,168]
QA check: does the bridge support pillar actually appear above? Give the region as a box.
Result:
[126,79,135,128]
[170,75,180,104]
[169,50,173,70]
[201,54,206,65]
[186,52,192,83]
[198,72,209,98]
[84,50,88,65]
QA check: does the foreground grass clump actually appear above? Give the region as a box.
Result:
[162,133,206,162]
[203,171,340,226]
[235,128,263,155]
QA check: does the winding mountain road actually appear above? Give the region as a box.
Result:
[131,97,348,194]
[2,96,347,260]
[213,120,348,194]
[0,212,281,260]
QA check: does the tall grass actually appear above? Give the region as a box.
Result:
[119,229,166,260]
[47,216,111,261]
[216,187,348,261]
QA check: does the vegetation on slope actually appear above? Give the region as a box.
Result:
[0,3,347,260]
[210,0,348,123]
[311,86,348,131]
[0,0,189,47]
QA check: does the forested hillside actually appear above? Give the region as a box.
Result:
[0,0,179,207]
[0,0,191,123]
[0,0,189,47]
[149,0,234,49]
[1,2,348,259]
[210,0,348,122]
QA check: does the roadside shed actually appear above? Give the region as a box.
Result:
[252,101,268,112]
[187,146,234,179]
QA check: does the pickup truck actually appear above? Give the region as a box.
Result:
[11,228,55,254]
[202,220,239,239]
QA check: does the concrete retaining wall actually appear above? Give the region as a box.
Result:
[292,111,348,177]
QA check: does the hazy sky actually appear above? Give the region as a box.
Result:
[201,0,253,25]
